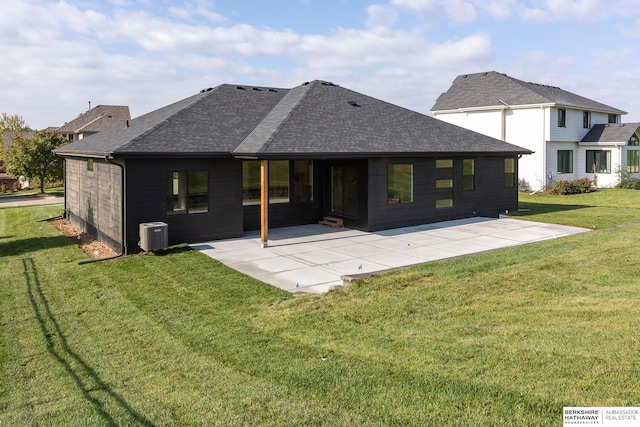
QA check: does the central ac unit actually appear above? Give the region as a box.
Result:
[139,222,168,251]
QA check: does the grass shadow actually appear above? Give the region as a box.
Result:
[1,236,74,257]
[514,202,592,216]
[22,257,155,426]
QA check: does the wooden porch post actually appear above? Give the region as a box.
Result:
[260,159,269,248]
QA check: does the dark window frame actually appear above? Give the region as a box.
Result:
[558,108,567,127]
[586,150,611,174]
[557,150,573,174]
[166,170,209,215]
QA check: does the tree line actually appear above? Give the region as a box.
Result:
[1,112,66,193]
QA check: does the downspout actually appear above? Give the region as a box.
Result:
[78,154,126,264]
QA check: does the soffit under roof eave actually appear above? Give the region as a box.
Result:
[432,103,555,114]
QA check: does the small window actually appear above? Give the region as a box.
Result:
[629,133,639,146]
[167,171,208,214]
[608,114,618,124]
[586,150,611,174]
[87,158,94,171]
[627,150,639,173]
[504,158,515,188]
[463,159,475,191]
[436,159,453,168]
[557,108,566,127]
[435,179,453,189]
[293,160,313,202]
[388,164,413,203]
[582,111,590,129]
[557,150,573,173]
[435,199,453,209]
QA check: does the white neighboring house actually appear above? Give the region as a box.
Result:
[430,71,640,190]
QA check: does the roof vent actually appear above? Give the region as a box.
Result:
[268,88,278,92]
[348,100,360,107]
[321,81,336,86]
[303,81,310,86]
[236,86,246,90]
[200,87,213,93]
[252,87,262,91]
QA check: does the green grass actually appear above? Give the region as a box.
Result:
[511,188,640,229]
[2,192,640,426]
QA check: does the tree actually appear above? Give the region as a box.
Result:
[1,113,31,168]
[5,131,65,193]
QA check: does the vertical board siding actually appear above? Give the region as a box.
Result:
[64,157,122,252]
[366,156,518,232]
[125,158,243,252]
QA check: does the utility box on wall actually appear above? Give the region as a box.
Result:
[139,222,168,251]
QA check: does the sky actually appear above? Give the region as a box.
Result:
[2,0,640,130]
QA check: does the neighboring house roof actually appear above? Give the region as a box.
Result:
[55,80,531,159]
[580,123,640,145]
[3,131,35,151]
[57,105,131,134]
[430,71,627,115]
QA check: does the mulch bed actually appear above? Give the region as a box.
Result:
[51,219,118,260]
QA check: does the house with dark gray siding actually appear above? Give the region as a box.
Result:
[54,80,531,254]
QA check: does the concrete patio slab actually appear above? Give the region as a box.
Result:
[191,217,590,295]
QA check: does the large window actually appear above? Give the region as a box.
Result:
[242,160,290,206]
[504,158,515,188]
[557,150,573,173]
[293,160,313,202]
[628,150,639,173]
[558,108,567,127]
[388,164,413,203]
[586,150,611,174]
[167,171,208,214]
[463,159,475,191]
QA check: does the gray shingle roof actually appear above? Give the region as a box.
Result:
[430,71,627,115]
[580,123,640,145]
[56,80,531,158]
[57,105,131,133]
[234,80,529,157]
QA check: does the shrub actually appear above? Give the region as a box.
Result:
[617,178,640,190]
[549,177,593,195]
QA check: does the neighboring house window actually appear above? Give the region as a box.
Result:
[504,158,515,188]
[435,179,453,189]
[463,159,475,191]
[242,160,290,206]
[557,150,573,173]
[608,114,618,124]
[87,158,94,171]
[67,134,74,142]
[557,108,567,127]
[627,151,639,173]
[435,199,453,209]
[582,111,591,129]
[586,150,611,174]
[293,160,313,202]
[166,171,209,214]
[435,159,453,168]
[629,133,639,146]
[388,164,413,203]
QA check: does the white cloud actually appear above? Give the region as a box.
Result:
[444,0,477,24]
[366,4,399,28]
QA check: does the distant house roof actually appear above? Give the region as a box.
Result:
[56,105,131,134]
[580,123,640,145]
[55,80,531,159]
[430,71,627,115]
[3,131,35,151]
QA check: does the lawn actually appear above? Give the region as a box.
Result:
[1,191,640,426]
